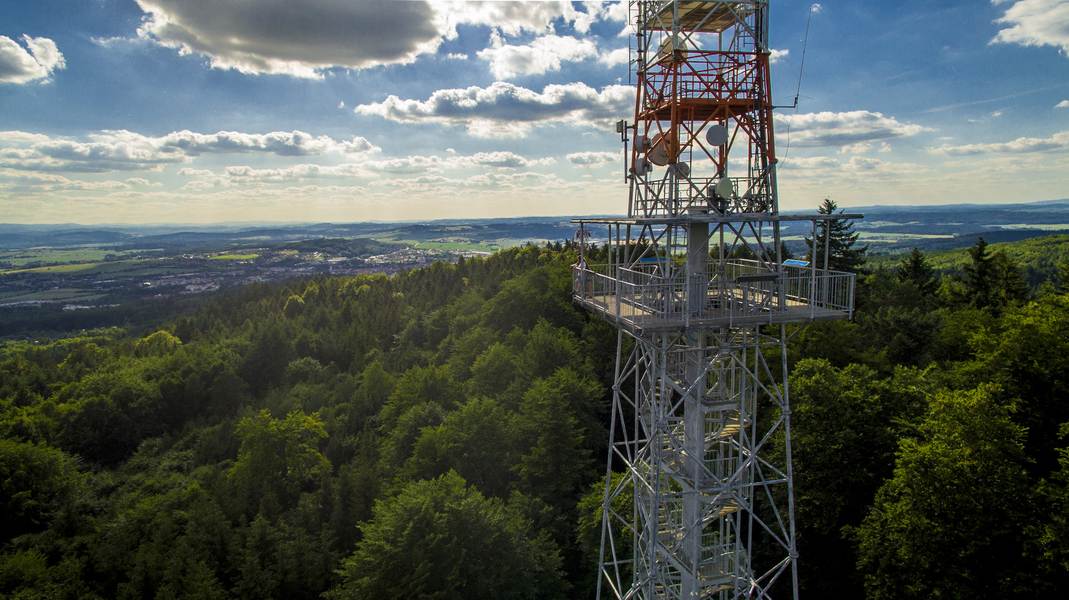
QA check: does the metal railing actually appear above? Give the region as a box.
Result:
[643,51,761,104]
[573,259,855,330]
[631,175,773,218]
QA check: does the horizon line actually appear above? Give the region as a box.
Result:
[1,198,1066,229]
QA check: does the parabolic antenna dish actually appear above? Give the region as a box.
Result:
[647,133,669,166]
[706,124,728,146]
[714,177,735,199]
[632,156,651,175]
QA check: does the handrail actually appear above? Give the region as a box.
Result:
[572,261,855,329]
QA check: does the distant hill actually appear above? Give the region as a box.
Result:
[872,233,1069,286]
[3,199,1069,256]
[281,237,401,255]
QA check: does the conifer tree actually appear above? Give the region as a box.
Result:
[961,237,1028,309]
[896,248,937,295]
[963,237,995,306]
[857,385,1032,599]
[805,198,867,271]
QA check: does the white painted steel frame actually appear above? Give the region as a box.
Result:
[579,2,860,599]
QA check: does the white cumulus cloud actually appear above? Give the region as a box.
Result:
[132,0,617,78]
[1056,99,1069,108]
[355,81,632,138]
[776,110,930,147]
[778,155,840,170]
[134,0,443,78]
[930,130,1069,155]
[0,35,66,84]
[441,1,568,36]
[567,151,617,166]
[991,0,1069,56]
[477,32,598,79]
[156,130,377,156]
[599,46,630,68]
[0,129,378,173]
[364,151,555,173]
[177,150,555,184]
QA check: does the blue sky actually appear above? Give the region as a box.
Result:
[1,0,1067,224]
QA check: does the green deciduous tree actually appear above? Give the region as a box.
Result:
[341,359,393,434]
[788,359,929,597]
[515,370,601,508]
[1032,423,1069,592]
[134,330,182,357]
[228,409,329,519]
[857,385,1034,599]
[55,367,164,464]
[0,440,85,542]
[962,293,1069,471]
[467,342,521,399]
[518,319,584,381]
[378,401,445,474]
[405,397,519,497]
[377,364,461,427]
[327,471,566,600]
[1058,260,1069,292]
[283,294,305,319]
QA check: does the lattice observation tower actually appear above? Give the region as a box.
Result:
[574,2,861,598]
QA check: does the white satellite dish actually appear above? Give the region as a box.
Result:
[647,133,669,166]
[632,157,651,175]
[706,124,728,146]
[671,162,691,178]
[634,136,650,152]
[715,177,735,200]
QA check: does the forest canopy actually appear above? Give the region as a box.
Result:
[1,235,1069,598]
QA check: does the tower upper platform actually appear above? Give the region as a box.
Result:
[642,1,757,33]
[572,212,861,333]
[573,258,854,334]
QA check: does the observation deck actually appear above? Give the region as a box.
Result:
[573,258,855,334]
[640,50,765,123]
[642,1,755,33]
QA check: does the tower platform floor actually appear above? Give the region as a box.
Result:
[573,260,854,333]
[577,292,847,332]
[643,1,754,33]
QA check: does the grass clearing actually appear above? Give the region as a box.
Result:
[2,262,102,275]
[0,248,134,267]
[0,288,105,303]
[210,253,259,261]
[404,240,501,252]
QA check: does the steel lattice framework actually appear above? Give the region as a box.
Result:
[572,2,861,599]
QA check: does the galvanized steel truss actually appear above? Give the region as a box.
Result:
[574,2,860,599]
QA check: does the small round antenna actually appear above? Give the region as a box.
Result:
[706,125,728,146]
[715,177,735,200]
[631,156,652,175]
